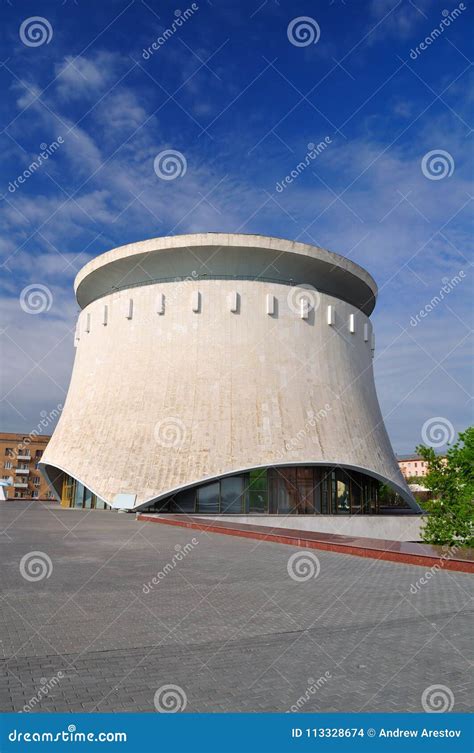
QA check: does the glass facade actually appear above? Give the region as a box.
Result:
[60,475,108,510]
[147,466,381,515]
[59,466,382,514]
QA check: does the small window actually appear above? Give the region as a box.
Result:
[4,462,12,469]
[5,448,13,456]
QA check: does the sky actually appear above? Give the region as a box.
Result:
[0,0,472,453]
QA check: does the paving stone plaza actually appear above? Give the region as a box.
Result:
[1,503,472,713]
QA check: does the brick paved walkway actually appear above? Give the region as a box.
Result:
[1,502,472,713]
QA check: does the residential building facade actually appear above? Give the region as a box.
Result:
[0,433,55,500]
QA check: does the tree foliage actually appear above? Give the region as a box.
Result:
[416,427,474,547]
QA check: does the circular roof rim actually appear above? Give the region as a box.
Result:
[75,232,377,292]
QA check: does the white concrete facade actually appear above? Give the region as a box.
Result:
[40,233,418,512]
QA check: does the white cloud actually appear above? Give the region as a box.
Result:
[54,52,124,101]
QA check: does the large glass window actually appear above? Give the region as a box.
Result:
[172,488,196,513]
[247,469,268,513]
[336,470,350,514]
[313,467,322,513]
[350,472,362,514]
[221,476,244,514]
[321,473,329,514]
[74,482,85,508]
[84,488,93,509]
[297,467,315,514]
[197,482,219,513]
[330,471,337,514]
[270,468,295,514]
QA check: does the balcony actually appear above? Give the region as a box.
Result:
[16,454,31,461]
[15,468,30,475]
[13,482,28,489]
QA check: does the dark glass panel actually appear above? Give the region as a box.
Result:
[273,467,297,514]
[330,470,337,514]
[297,467,315,514]
[173,488,196,513]
[268,468,279,514]
[350,472,362,514]
[321,473,329,514]
[248,490,267,513]
[313,467,321,513]
[197,482,220,513]
[74,482,85,508]
[220,476,244,514]
[84,488,92,509]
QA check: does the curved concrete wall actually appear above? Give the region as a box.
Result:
[41,234,417,511]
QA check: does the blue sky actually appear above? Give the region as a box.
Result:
[0,0,472,453]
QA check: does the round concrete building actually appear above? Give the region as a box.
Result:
[41,233,419,522]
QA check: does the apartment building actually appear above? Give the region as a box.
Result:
[0,432,55,500]
[397,454,436,479]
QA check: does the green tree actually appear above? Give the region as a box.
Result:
[416,427,474,547]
